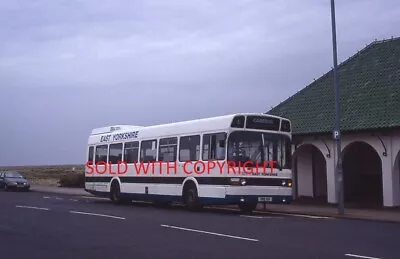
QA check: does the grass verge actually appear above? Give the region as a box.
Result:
[0,164,85,187]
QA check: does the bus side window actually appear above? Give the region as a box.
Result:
[158,137,178,162]
[179,135,200,162]
[87,146,94,165]
[203,133,227,160]
[95,145,108,164]
[109,143,123,164]
[140,140,157,162]
[124,141,139,163]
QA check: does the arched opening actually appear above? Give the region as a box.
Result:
[293,144,327,203]
[342,141,382,207]
[393,151,400,206]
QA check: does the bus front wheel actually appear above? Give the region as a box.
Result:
[183,185,201,211]
[238,201,258,213]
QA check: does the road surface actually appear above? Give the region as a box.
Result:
[0,191,399,259]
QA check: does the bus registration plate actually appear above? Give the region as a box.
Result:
[258,197,272,202]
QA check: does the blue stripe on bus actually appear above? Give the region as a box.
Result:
[84,176,291,186]
[84,189,292,205]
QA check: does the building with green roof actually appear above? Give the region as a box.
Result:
[267,37,400,207]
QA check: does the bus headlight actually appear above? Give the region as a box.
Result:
[240,179,246,186]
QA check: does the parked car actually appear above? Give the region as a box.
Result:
[0,171,30,191]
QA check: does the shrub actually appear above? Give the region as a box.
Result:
[58,173,85,188]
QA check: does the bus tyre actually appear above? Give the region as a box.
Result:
[110,181,122,204]
[239,201,258,213]
[184,186,201,211]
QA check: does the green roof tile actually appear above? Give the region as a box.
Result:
[267,37,400,135]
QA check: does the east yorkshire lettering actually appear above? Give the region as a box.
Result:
[100,131,139,142]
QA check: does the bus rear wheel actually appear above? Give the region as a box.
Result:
[110,181,123,204]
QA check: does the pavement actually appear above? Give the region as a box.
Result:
[31,185,88,196]
[1,188,400,259]
[30,185,400,223]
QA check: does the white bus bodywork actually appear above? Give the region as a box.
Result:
[85,113,293,212]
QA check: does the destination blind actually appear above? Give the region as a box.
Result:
[100,131,139,143]
[245,116,280,131]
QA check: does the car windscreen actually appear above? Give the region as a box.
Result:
[4,172,23,178]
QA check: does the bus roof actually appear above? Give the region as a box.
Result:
[88,113,290,144]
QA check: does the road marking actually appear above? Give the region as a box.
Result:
[79,196,109,200]
[16,205,50,211]
[241,215,284,219]
[205,206,238,212]
[345,254,383,259]
[263,211,332,219]
[160,224,259,242]
[55,197,63,200]
[240,215,283,219]
[288,214,331,219]
[240,215,264,219]
[70,211,126,220]
[43,196,51,199]
[132,200,153,204]
[206,206,331,219]
[70,199,78,202]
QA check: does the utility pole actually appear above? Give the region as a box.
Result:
[330,0,344,215]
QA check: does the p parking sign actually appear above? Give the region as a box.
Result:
[333,130,340,140]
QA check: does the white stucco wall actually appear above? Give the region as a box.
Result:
[390,129,400,206]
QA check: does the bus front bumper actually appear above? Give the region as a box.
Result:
[197,185,293,205]
[226,185,292,204]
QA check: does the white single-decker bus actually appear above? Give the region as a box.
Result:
[84,113,293,212]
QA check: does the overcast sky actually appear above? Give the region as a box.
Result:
[0,0,399,166]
